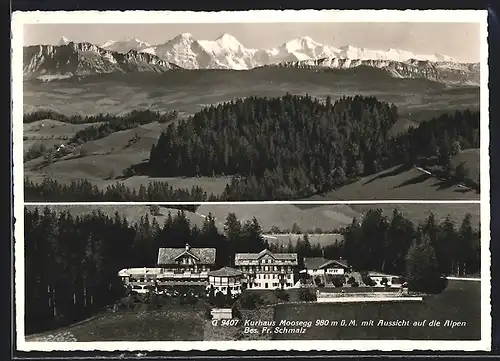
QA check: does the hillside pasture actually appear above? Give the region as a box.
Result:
[24,204,209,230]
[23,120,231,196]
[304,165,480,201]
[451,148,480,185]
[196,203,361,233]
[26,308,206,342]
[349,203,481,230]
[263,233,344,247]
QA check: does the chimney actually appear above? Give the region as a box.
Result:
[185,243,190,251]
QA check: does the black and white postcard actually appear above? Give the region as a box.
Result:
[12,9,490,352]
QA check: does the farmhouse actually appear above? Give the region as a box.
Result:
[234,249,298,290]
[302,257,350,277]
[207,267,244,295]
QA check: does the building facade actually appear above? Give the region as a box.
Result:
[234,249,298,290]
[207,267,244,296]
[118,244,216,288]
[302,258,350,277]
[156,244,216,285]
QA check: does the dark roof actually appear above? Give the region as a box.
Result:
[304,257,349,270]
[157,246,216,265]
[234,249,298,264]
[208,267,243,277]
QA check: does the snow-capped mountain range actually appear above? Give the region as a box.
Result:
[23,34,479,85]
[119,33,464,69]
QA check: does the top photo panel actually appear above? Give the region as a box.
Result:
[16,11,487,202]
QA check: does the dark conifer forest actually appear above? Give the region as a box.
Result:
[147,94,479,200]
[25,206,479,334]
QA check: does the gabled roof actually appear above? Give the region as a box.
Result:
[234,249,298,265]
[304,257,349,270]
[157,247,216,265]
[208,267,243,277]
[173,250,201,262]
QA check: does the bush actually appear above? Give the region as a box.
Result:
[347,276,356,285]
[274,289,290,302]
[298,288,317,302]
[314,276,324,287]
[361,273,376,287]
[240,292,263,309]
[351,281,359,287]
[232,302,242,319]
[381,277,389,287]
[331,276,344,288]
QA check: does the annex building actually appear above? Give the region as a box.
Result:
[234,249,298,290]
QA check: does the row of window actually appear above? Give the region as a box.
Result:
[238,265,294,272]
[247,282,293,289]
[211,285,241,293]
[253,273,292,280]
[237,259,296,265]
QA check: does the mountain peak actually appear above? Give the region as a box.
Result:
[58,36,70,46]
[174,33,195,40]
[215,33,243,50]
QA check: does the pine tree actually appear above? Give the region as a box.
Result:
[405,236,443,293]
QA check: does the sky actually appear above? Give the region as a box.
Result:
[24,23,481,63]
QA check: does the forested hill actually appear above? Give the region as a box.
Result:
[145,94,479,200]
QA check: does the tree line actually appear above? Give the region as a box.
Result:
[145,94,479,200]
[23,109,178,125]
[25,205,479,334]
[342,209,480,279]
[24,177,214,203]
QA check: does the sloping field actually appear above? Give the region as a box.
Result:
[263,233,344,247]
[305,165,480,201]
[349,203,481,229]
[24,204,209,230]
[26,308,206,342]
[23,120,232,195]
[196,203,361,232]
[273,279,481,340]
[451,148,480,184]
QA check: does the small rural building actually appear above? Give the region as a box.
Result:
[368,271,404,288]
[302,258,350,277]
[207,267,244,295]
[234,249,298,290]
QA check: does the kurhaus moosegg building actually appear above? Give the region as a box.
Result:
[234,249,298,289]
[118,244,216,287]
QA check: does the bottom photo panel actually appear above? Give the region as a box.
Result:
[21,202,484,348]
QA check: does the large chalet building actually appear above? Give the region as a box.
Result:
[234,249,298,289]
[118,244,216,287]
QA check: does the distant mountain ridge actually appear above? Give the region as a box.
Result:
[23,42,180,81]
[264,57,480,85]
[23,34,480,85]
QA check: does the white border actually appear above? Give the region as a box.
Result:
[12,10,490,352]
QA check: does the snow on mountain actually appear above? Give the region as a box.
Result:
[23,42,180,81]
[58,36,70,46]
[100,38,151,54]
[140,33,467,71]
[141,33,221,69]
